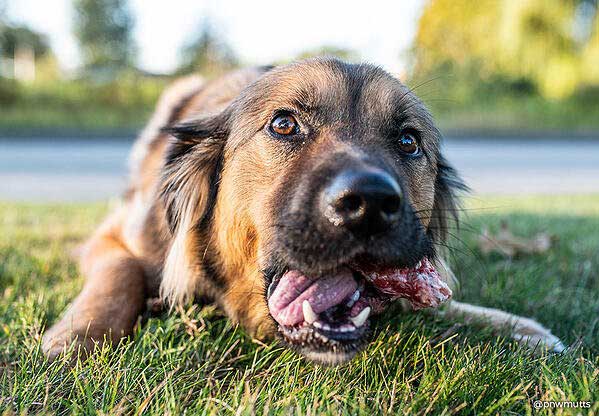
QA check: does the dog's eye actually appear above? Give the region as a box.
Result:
[397,132,420,156]
[270,114,299,136]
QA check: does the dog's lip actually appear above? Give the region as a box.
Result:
[277,314,370,346]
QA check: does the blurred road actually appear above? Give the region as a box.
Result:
[443,138,599,195]
[1,136,598,201]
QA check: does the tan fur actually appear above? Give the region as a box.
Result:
[43,208,146,358]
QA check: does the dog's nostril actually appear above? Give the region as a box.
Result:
[335,194,364,216]
[381,195,401,216]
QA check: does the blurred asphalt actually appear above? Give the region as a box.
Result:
[1,136,598,201]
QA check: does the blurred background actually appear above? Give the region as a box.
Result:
[2,3,599,407]
[1,0,599,200]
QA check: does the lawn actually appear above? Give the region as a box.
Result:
[0,196,597,414]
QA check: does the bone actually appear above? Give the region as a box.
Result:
[357,258,452,310]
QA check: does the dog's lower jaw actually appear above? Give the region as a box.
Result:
[274,320,371,365]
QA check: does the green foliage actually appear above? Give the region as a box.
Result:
[413,0,599,100]
[0,77,19,105]
[0,74,166,131]
[411,70,599,132]
[72,0,135,74]
[0,24,49,58]
[0,196,598,414]
[177,19,238,77]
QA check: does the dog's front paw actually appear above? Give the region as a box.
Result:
[42,326,98,362]
[510,316,566,353]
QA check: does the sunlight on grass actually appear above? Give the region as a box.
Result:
[0,196,597,414]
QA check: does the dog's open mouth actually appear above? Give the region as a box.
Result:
[266,257,452,364]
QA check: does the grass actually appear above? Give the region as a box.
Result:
[0,196,598,414]
[411,78,599,134]
[4,97,599,136]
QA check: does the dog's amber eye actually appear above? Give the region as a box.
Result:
[270,114,298,136]
[398,132,420,155]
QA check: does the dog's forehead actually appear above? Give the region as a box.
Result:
[226,59,440,160]
[238,59,409,122]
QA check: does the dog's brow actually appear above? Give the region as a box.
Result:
[291,98,313,113]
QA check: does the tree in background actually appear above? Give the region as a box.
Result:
[0,25,49,59]
[581,2,599,90]
[412,0,599,99]
[0,1,49,60]
[72,0,135,76]
[0,9,56,84]
[177,19,239,77]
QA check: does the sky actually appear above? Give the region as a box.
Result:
[5,0,425,75]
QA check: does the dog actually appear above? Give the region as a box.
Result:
[42,58,565,365]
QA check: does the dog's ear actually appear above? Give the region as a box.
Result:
[429,155,468,243]
[160,112,230,233]
[159,109,231,306]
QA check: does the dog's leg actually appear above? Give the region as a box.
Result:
[442,301,566,353]
[42,215,146,360]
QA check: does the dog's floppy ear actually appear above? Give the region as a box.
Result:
[159,109,231,306]
[160,112,229,233]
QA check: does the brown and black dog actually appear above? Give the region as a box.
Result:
[42,58,564,365]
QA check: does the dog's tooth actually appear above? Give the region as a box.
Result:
[346,289,361,308]
[339,324,354,332]
[313,321,323,329]
[302,300,318,324]
[350,306,371,328]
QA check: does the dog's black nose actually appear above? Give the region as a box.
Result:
[322,169,403,235]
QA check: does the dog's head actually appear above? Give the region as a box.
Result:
[160,58,465,365]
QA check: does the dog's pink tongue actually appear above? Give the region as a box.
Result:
[268,269,357,326]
